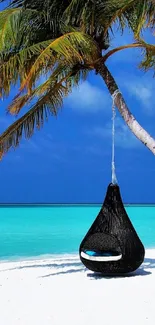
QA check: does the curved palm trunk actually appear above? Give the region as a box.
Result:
[95,62,155,155]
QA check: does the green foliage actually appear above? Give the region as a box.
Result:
[19,31,98,91]
[0,0,155,158]
[140,45,155,73]
[0,83,66,158]
[0,8,44,51]
[8,61,90,115]
[0,62,90,158]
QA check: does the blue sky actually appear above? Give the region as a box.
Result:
[0,3,155,203]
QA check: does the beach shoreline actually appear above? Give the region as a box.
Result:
[0,249,155,325]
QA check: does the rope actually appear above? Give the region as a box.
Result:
[111,89,121,184]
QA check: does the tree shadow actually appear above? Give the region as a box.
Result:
[1,259,85,277]
[5,261,82,272]
[2,256,155,279]
[40,267,85,278]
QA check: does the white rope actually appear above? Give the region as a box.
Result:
[111,90,121,184]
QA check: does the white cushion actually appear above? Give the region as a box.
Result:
[81,251,122,262]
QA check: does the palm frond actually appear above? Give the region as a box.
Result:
[0,7,46,53]
[7,94,30,115]
[7,69,66,116]
[0,59,91,158]
[139,39,155,72]
[99,37,155,74]
[0,83,67,159]
[0,39,52,98]
[140,50,155,72]
[0,0,24,7]
[112,0,155,38]
[101,39,155,62]
[62,0,155,49]
[0,8,22,51]
[19,31,98,92]
[8,61,91,115]
[103,0,135,37]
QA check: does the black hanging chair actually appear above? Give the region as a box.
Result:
[79,183,145,274]
[79,91,145,275]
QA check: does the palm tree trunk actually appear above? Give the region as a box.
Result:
[95,62,155,155]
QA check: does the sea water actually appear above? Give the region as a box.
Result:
[0,205,155,261]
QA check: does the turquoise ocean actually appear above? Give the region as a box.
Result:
[0,205,155,261]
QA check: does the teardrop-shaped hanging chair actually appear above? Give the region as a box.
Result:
[79,183,145,274]
[79,90,145,274]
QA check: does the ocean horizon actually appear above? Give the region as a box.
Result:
[0,204,155,261]
[0,203,155,206]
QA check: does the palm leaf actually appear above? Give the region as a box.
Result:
[103,0,135,37]
[115,0,155,38]
[19,31,98,92]
[0,0,24,7]
[0,39,52,98]
[8,61,91,115]
[0,6,48,53]
[0,83,68,159]
[139,40,155,72]
[101,39,155,63]
[0,8,22,51]
[0,59,90,158]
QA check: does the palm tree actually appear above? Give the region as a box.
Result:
[0,0,155,158]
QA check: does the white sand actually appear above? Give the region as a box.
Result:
[0,249,155,325]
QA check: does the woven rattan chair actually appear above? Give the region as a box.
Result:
[79,183,145,274]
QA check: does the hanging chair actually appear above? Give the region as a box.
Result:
[79,183,145,274]
[79,90,145,274]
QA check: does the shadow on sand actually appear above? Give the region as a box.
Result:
[39,257,155,279]
[41,267,85,278]
[87,257,155,280]
[142,258,155,269]
[5,261,82,272]
[2,256,155,279]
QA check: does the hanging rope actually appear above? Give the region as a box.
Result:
[111,89,121,184]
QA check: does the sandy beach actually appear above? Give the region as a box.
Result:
[0,249,154,325]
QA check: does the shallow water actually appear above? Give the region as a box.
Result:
[0,205,155,260]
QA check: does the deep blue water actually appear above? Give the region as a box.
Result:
[0,205,155,260]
